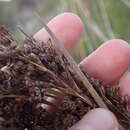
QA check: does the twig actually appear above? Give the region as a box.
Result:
[35,14,107,108]
[28,60,93,106]
[0,95,27,99]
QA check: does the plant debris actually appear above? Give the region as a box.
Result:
[0,26,130,130]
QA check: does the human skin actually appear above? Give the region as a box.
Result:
[34,13,130,130]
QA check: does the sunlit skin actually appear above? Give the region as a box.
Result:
[34,13,84,52]
[80,39,130,85]
[34,12,130,130]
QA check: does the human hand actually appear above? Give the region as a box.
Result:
[34,13,130,130]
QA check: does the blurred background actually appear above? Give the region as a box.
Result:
[0,0,130,63]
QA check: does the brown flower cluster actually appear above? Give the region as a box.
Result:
[0,27,129,130]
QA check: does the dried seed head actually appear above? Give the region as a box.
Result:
[0,26,129,130]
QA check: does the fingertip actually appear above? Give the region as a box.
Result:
[80,39,130,85]
[34,12,84,52]
[69,108,119,130]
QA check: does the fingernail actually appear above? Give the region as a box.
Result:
[69,108,119,130]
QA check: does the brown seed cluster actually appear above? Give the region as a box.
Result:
[0,26,130,130]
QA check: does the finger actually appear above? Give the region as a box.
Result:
[69,108,119,130]
[80,39,130,85]
[34,12,84,52]
[119,71,130,107]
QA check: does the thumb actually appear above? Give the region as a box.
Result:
[69,108,119,130]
